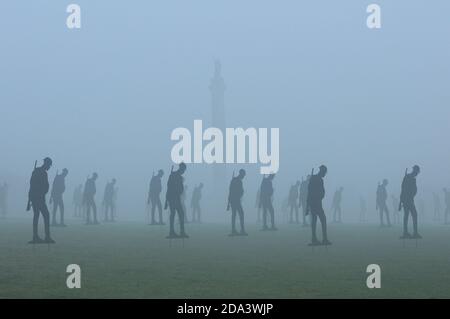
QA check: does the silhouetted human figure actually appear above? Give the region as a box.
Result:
[259,174,277,230]
[103,178,116,222]
[331,187,344,223]
[376,179,391,227]
[391,195,400,225]
[83,173,99,225]
[443,188,450,225]
[27,157,55,244]
[0,182,8,218]
[359,196,367,222]
[306,165,331,246]
[299,176,311,227]
[165,163,188,238]
[73,184,83,218]
[147,170,164,225]
[433,192,442,222]
[191,183,203,223]
[227,169,247,236]
[288,181,300,224]
[399,165,421,239]
[50,168,69,227]
[182,184,189,223]
[255,189,262,223]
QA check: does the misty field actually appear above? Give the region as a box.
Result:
[1,218,450,299]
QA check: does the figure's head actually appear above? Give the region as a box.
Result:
[92,172,98,180]
[295,180,300,187]
[340,186,344,191]
[42,157,52,171]
[238,169,246,179]
[112,178,116,185]
[178,162,186,175]
[62,168,69,177]
[318,165,327,177]
[382,179,388,186]
[157,169,164,177]
[199,183,204,188]
[412,165,420,176]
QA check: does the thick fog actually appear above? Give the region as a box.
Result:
[1,1,450,223]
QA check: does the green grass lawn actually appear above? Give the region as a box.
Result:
[1,218,450,298]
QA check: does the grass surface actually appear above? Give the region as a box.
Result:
[1,218,450,298]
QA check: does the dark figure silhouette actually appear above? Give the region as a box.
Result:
[376,179,391,227]
[83,173,99,225]
[399,165,421,239]
[73,184,83,218]
[299,176,311,227]
[288,181,300,224]
[227,169,247,236]
[359,196,367,222]
[391,195,400,225]
[148,170,164,225]
[255,189,262,223]
[306,165,331,246]
[191,183,203,223]
[260,174,277,230]
[331,187,344,223]
[50,168,68,227]
[433,192,442,222]
[27,157,55,244]
[0,182,8,217]
[165,163,188,238]
[443,188,450,225]
[103,178,116,222]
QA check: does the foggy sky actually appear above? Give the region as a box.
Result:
[1,1,449,222]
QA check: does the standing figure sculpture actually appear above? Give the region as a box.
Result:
[103,178,116,222]
[27,157,55,244]
[399,165,421,239]
[83,173,99,225]
[288,181,300,224]
[255,189,262,223]
[165,163,188,238]
[331,187,344,223]
[73,184,83,218]
[260,174,277,231]
[227,169,248,236]
[191,183,203,223]
[376,179,391,227]
[148,170,164,225]
[306,165,331,246]
[50,168,69,227]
